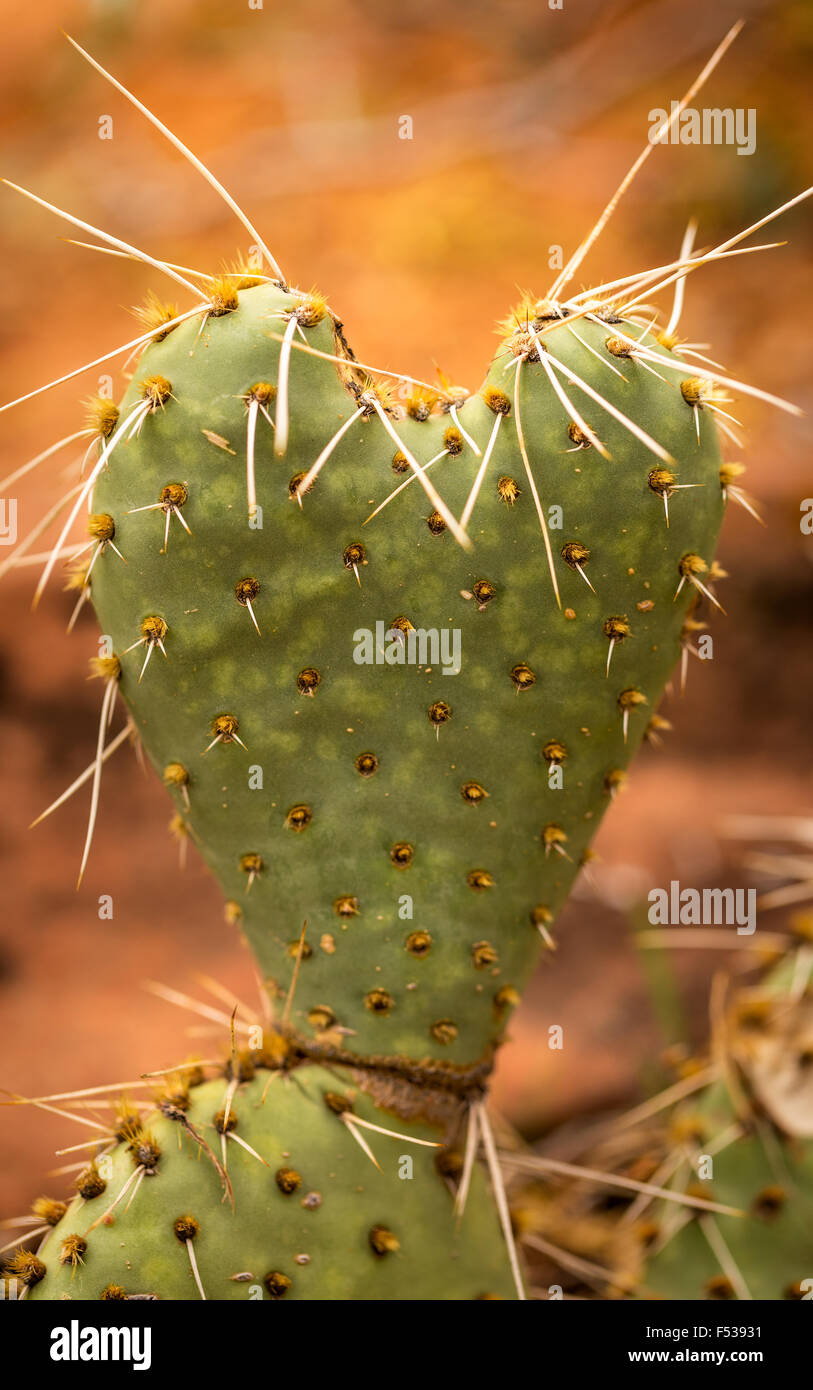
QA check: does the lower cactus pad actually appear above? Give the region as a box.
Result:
[15,1056,517,1301]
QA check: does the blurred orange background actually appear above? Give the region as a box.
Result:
[1,0,811,1216]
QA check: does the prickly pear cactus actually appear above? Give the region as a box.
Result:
[641,960,813,1301]
[511,956,813,1302]
[84,281,725,1073]
[641,1083,813,1301]
[12,1056,516,1302]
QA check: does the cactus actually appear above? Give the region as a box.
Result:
[510,949,813,1301]
[640,1087,813,1302]
[12,1053,516,1302]
[640,954,813,1301]
[2,26,809,1302]
[78,279,728,1074]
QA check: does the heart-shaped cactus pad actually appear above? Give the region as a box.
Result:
[82,278,724,1078]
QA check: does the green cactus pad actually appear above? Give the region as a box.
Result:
[18,1059,516,1302]
[84,283,724,1071]
[642,1097,813,1301]
[642,961,813,1301]
[515,958,813,1302]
